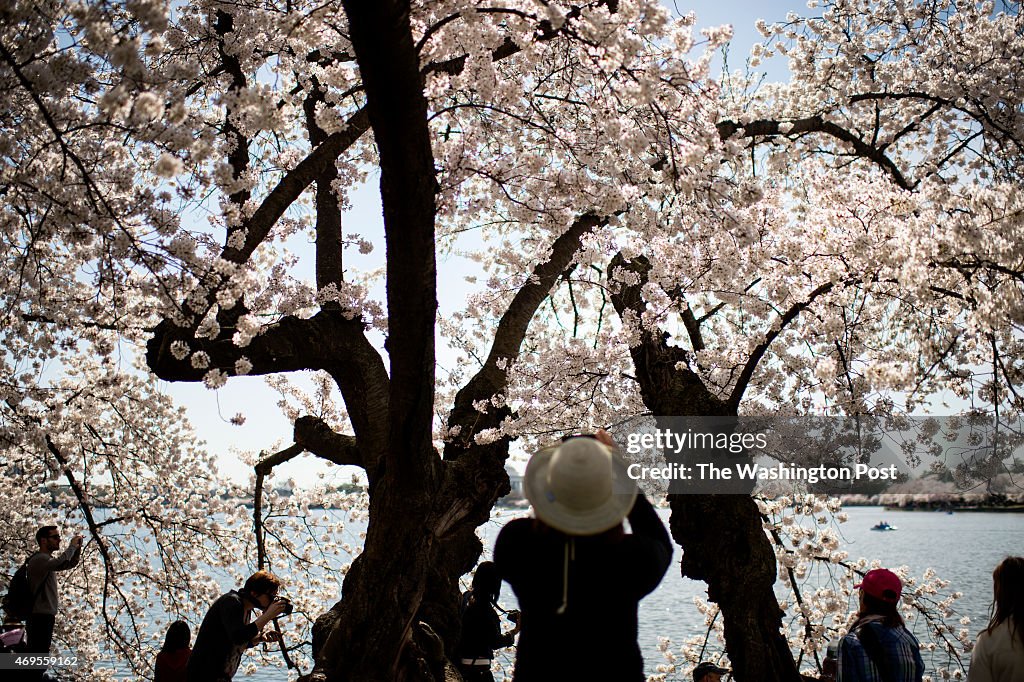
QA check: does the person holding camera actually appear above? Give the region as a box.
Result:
[494,430,672,681]
[186,570,290,682]
[456,561,520,681]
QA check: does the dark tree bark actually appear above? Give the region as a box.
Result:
[608,254,803,682]
[305,2,442,679]
[146,4,605,677]
[305,212,602,681]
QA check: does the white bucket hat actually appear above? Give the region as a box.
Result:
[523,436,638,536]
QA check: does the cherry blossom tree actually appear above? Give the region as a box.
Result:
[440,0,1024,678]
[2,0,1022,680]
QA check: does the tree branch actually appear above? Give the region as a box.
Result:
[716,116,913,191]
[608,253,723,415]
[147,310,390,454]
[303,80,346,299]
[254,443,305,571]
[220,106,371,267]
[444,213,606,456]
[343,0,438,489]
[21,313,155,333]
[214,10,253,211]
[149,312,364,379]
[727,281,835,411]
[849,90,1024,156]
[293,416,363,469]
[422,0,620,76]
[44,435,142,668]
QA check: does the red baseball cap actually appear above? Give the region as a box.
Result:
[855,568,903,603]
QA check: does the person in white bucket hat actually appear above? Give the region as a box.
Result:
[494,430,671,681]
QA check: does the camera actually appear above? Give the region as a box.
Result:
[506,609,520,624]
[273,596,293,616]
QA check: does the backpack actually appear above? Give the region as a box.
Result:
[0,624,26,653]
[3,554,44,622]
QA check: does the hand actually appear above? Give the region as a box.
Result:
[595,429,616,449]
[261,629,283,643]
[263,598,288,619]
[70,535,84,548]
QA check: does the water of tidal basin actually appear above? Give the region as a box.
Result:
[482,505,1020,680]
[150,505,1024,680]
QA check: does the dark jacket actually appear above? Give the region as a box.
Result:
[457,590,515,661]
[155,647,191,682]
[494,492,671,681]
[186,591,258,682]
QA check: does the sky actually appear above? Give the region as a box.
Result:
[164,0,814,489]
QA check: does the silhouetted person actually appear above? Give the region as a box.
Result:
[26,525,82,681]
[693,661,729,682]
[186,571,288,682]
[456,561,520,681]
[155,620,192,682]
[494,430,671,681]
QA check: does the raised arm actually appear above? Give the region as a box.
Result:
[625,492,672,597]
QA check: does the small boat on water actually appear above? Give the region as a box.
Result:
[870,521,898,531]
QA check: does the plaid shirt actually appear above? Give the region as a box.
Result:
[837,617,925,682]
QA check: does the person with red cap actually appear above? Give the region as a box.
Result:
[835,568,924,682]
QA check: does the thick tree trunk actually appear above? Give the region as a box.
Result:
[310,453,509,682]
[609,254,802,682]
[312,481,439,682]
[670,495,800,681]
[305,2,447,679]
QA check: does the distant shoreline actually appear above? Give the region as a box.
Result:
[880,505,1024,513]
